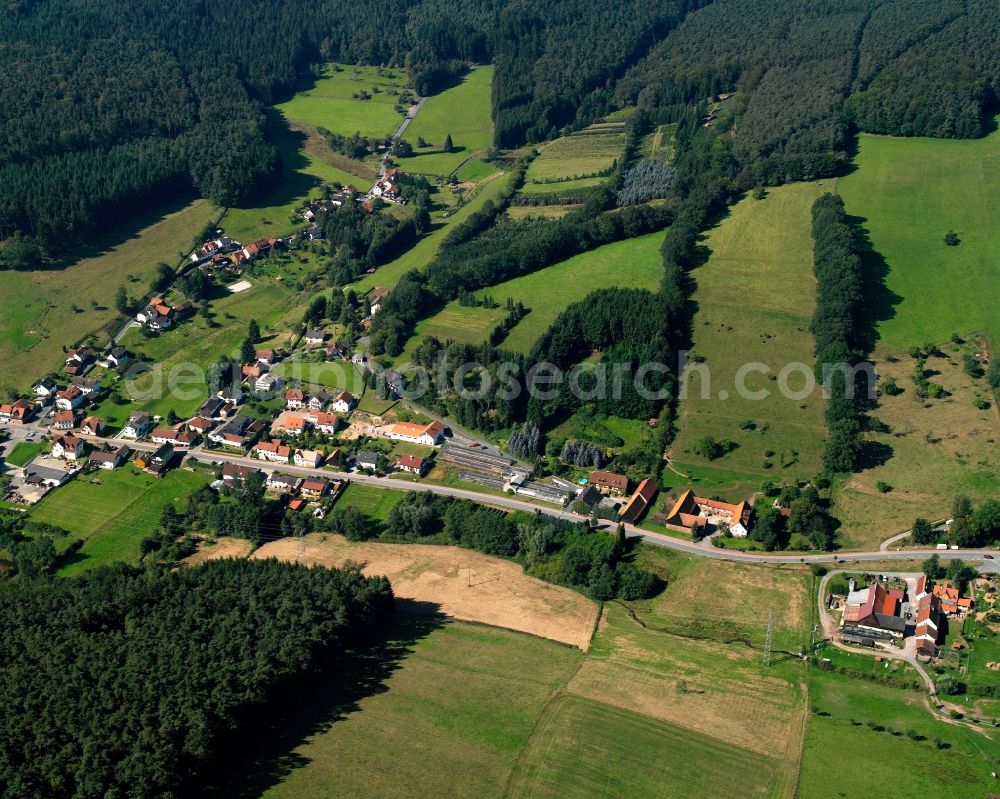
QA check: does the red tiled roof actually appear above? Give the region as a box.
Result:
[590,470,628,491]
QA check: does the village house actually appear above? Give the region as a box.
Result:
[288,497,307,512]
[136,298,174,332]
[242,362,267,381]
[312,412,339,435]
[355,451,380,472]
[198,397,226,419]
[283,415,310,436]
[665,489,754,537]
[266,472,301,493]
[331,390,356,413]
[51,434,86,460]
[308,390,332,412]
[222,462,259,486]
[217,384,243,406]
[97,346,130,370]
[137,443,174,476]
[53,410,76,430]
[150,427,181,445]
[381,369,408,398]
[79,416,104,436]
[33,377,57,397]
[64,348,95,376]
[932,583,974,616]
[70,377,101,396]
[325,341,348,360]
[304,329,327,346]
[294,449,324,468]
[396,453,427,476]
[187,416,214,434]
[589,470,629,496]
[385,420,445,447]
[209,415,265,449]
[300,479,330,498]
[620,477,658,523]
[368,287,390,314]
[256,349,277,365]
[0,398,34,423]
[88,444,130,470]
[285,387,306,409]
[255,373,283,394]
[255,439,292,463]
[54,385,85,410]
[121,412,151,439]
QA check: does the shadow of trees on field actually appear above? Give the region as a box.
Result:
[845,213,902,355]
[190,603,446,799]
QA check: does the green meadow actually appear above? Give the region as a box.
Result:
[839,124,1000,349]
[5,441,44,467]
[520,131,625,195]
[29,467,210,576]
[476,229,667,354]
[275,64,408,139]
[798,667,999,797]
[332,482,405,521]
[670,181,831,491]
[400,66,494,177]
[0,198,218,391]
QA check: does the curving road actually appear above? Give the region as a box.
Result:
[67,430,1000,572]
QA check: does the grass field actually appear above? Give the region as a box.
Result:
[670,181,832,491]
[473,229,667,354]
[333,483,405,520]
[349,171,513,294]
[506,694,785,799]
[275,64,407,139]
[400,66,494,177]
[799,667,999,797]
[0,198,218,391]
[90,277,305,423]
[29,467,210,575]
[5,441,44,467]
[831,343,1000,549]
[224,620,583,799]
[521,131,625,194]
[839,124,1000,349]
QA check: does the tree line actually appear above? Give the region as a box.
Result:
[328,491,661,601]
[810,193,867,474]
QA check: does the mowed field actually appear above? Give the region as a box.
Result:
[400,66,494,177]
[252,533,600,648]
[839,125,1000,349]
[521,129,625,195]
[670,181,831,496]
[29,467,210,576]
[0,198,217,391]
[276,64,407,139]
[474,229,667,354]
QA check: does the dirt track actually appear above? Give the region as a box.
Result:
[252,534,599,649]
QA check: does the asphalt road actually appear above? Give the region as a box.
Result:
[49,428,998,572]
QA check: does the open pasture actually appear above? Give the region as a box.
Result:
[670,181,831,489]
[400,66,494,177]
[29,467,209,575]
[473,228,666,354]
[0,198,217,391]
[839,124,1000,349]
